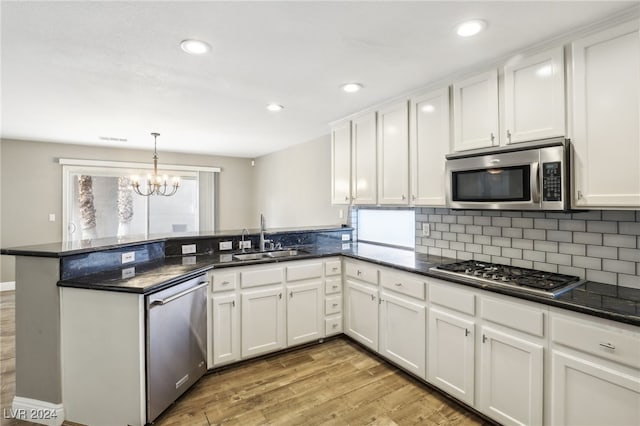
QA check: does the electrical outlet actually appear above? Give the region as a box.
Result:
[181,244,197,254]
[341,234,351,241]
[182,256,196,265]
[121,267,135,279]
[422,223,430,237]
[240,240,251,249]
[219,241,232,250]
[48,213,56,222]
[338,209,344,219]
[121,252,135,264]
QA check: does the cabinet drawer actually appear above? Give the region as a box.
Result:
[325,260,342,276]
[345,261,378,284]
[325,296,342,315]
[325,277,342,295]
[286,262,323,282]
[429,281,475,315]
[551,314,640,369]
[240,266,283,288]
[480,297,544,337]
[380,269,425,300]
[325,316,343,335]
[211,272,237,292]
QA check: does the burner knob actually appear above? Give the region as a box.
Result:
[465,268,472,274]
[482,272,491,278]
[501,276,509,282]
[473,270,482,276]
[492,274,500,280]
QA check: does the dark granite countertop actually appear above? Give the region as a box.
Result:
[57,242,640,326]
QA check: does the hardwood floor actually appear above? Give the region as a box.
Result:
[1,290,490,425]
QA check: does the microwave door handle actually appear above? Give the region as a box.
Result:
[531,162,541,204]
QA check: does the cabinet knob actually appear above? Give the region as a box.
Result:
[370,294,375,301]
[506,129,512,143]
[333,285,339,289]
[401,194,406,200]
[482,334,488,343]
[332,303,338,307]
[332,324,338,328]
[357,270,362,276]
[490,133,495,143]
[344,196,349,201]
[232,300,236,307]
[289,291,293,298]
[279,293,282,299]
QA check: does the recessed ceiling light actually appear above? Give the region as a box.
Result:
[180,39,211,55]
[456,20,487,37]
[341,83,363,93]
[266,103,284,112]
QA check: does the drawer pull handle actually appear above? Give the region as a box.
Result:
[394,283,402,287]
[482,334,487,343]
[599,342,615,350]
[221,281,230,285]
[465,329,470,337]
[332,324,338,328]
[232,300,235,307]
[332,303,338,307]
[357,270,362,276]
[370,294,375,301]
[332,267,339,271]
[279,293,282,299]
[333,285,339,289]
[290,291,293,298]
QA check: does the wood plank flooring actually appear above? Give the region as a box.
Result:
[1,290,490,425]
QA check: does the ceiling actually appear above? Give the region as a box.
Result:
[1,1,636,158]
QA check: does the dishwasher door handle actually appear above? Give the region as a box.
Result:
[150,282,208,307]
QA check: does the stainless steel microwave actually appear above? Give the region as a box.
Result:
[445,138,571,211]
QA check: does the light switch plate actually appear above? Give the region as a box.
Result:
[219,241,233,250]
[182,244,197,254]
[240,241,251,249]
[422,223,430,237]
[341,234,351,241]
[121,252,135,264]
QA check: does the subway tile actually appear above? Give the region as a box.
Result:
[559,219,586,232]
[512,239,534,250]
[547,230,573,243]
[421,238,436,247]
[431,230,442,239]
[619,248,640,262]
[534,240,558,252]
[435,208,449,215]
[512,259,533,269]
[457,251,474,260]
[502,227,523,239]
[483,226,501,236]
[443,215,457,224]
[637,211,640,221]
[474,216,491,226]
[458,233,473,243]
[534,262,558,273]
[429,214,442,223]
[492,217,511,227]
[450,210,465,216]
[618,274,640,290]
[602,233,636,248]
[534,218,559,230]
[416,214,429,222]
[450,224,465,233]
[572,211,601,220]
[522,212,546,218]
[524,229,546,240]
[450,241,466,251]
[502,247,522,259]
[428,247,442,256]
[546,212,572,219]
[474,253,491,262]
[465,210,479,216]
[436,240,450,249]
[586,269,616,285]
[492,237,511,247]
[443,232,457,241]
[547,252,572,266]
[483,245,501,256]
[558,265,586,280]
[415,246,429,254]
[558,243,586,256]
[435,223,450,232]
[523,250,546,262]
[466,225,482,235]
[602,211,636,221]
[465,243,482,254]
[422,208,436,214]
[482,210,501,217]
[492,256,511,265]
[572,255,602,270]
[457,216,474,225]
[574,232,602,245]
[474,235,491,245]
[501,211,522,218]
[602,259,635,275]
[586,245,617,260]
[587,221,618,234]
[512,218,534,228]
[442,249,457,259]
[619,222,640,235]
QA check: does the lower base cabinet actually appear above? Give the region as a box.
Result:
[344,280,379,351]
[286,281,323,346]
[211,293,240,367]
[241,286,286,358]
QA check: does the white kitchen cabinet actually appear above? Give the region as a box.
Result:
[344,279,379,351]
[410,87,450,206]
[351,111,378,205]
[453,69,500,151]
[286,280,323,346]
[211,292,240,366]
[241,285,286,358]
[504,46,565,144]
[331,120,352,204]
[377,100,409,205]
[571,20,640,208]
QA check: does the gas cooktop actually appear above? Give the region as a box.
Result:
[430,260,584,297]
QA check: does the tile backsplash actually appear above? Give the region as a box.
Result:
[415,209,640,289]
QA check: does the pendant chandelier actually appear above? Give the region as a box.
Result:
[131,132,180,196]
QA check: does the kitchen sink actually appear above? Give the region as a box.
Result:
[232,249,307,261]
[265,249,303,258]
[232,252,266,261]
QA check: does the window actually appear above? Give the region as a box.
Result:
[61,159,218,241]
[357,208,415,249]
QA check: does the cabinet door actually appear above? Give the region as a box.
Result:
[352,112,377,205]
[453,69,499,151]
[211,293,240,367]
[427,308,475,406]
[379,291,425,378]
[331,120,352,204]
[377,101,409,205]
[551,350,640,426]
[410,87,450,206]
[479,326,543,426]
[241,286,285,358]
[504,46,565,144]
[287,281,323,346]
[572,21,640,208]
[344,280,378,351]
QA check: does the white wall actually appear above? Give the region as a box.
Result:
[253,134,347,229]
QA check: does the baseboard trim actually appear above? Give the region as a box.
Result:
[1,281,15,292]
[10,397,64,426]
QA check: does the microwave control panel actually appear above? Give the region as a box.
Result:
[542,162,562,202]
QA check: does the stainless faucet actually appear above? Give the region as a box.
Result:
[259,214,272,251]
[241,228,249,253]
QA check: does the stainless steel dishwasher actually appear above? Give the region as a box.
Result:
[146,274,208,422]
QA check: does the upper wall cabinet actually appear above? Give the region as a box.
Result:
[330,120,352,204]
[377,101,409,205]
[410,87,451,206]
[504,46,566,144]
[571,20,640,208]
[452,69,499,151]
[352,112,378,205]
